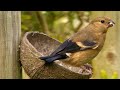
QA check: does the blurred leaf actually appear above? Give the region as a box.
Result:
[21,25,28,31]
[100,69,108,79]
[100,69,118,79]
[111,72,118,79]
[22,14,31,20]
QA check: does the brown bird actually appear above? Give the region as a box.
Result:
[40,17,115,67]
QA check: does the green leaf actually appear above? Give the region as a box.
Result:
[111,72,118,79]
[100,69,108,79]
[22,25,28,31]
[22,14,31,20]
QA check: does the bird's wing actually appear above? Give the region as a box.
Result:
[51,39,98,56]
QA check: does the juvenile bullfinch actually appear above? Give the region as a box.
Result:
[40,17,115,67]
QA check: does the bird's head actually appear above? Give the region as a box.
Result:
[90,17,115,33]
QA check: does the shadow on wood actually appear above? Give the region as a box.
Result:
[20,31,93,79]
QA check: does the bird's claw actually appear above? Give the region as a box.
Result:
[79,63,93,75]
[83,63,93,70]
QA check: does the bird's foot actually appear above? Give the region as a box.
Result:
[79,63,93,75]
[83,63,93,70]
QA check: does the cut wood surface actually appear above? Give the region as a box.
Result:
[20,31,93,79]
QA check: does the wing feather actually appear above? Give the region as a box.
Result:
[51,39,98,56]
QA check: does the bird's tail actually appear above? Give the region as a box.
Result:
[40,56,52,60]
[39,54,67,63]
[40,55,60,63]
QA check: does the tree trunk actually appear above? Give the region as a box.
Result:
[0,11,21,79]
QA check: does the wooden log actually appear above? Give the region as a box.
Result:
[20,31,93,79]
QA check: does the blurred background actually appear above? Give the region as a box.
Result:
[21,11,120,79]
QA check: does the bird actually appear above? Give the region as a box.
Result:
[40,17,115,67]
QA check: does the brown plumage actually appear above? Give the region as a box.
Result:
[40,17,115,67]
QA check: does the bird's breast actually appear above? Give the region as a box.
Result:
[63,49,100,67]
[62,32,106,67]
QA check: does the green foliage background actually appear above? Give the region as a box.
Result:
[22,11,90,42]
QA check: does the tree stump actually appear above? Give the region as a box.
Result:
[20,31,93,79]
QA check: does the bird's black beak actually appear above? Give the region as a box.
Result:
[108,20,115,27]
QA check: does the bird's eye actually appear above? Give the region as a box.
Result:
[101,20,105,23]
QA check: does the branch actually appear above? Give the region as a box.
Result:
[35,11,50,34]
